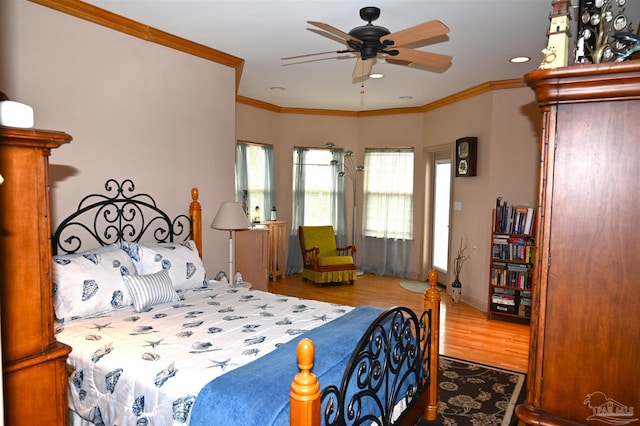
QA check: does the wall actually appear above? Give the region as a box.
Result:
[2,0,237,274]
[237,87,539,312]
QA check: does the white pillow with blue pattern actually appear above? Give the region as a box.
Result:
[52,245,135,322]
[122,240,208,291]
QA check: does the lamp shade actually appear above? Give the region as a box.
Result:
[211,202,251,230]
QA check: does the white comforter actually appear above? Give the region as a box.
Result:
[56,282,352,426]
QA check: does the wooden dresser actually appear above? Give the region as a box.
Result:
[263,220,288,281]
[236,227,269,291]
[516,63,640,425]
[0,126,72,425]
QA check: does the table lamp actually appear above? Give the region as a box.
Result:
[211,202,250,283]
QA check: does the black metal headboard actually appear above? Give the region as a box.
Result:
[52,179,192,255]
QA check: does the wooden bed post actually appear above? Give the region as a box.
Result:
[290,338,320,426]
[189,187,203,257]
[423,269,441,422]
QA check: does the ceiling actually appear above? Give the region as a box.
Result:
[82,0,556,112]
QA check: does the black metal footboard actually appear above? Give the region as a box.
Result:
[320,306,432,426]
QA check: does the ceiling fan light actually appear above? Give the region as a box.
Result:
[369,73,384,79]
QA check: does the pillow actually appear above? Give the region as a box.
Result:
[52,247,135,322]
[123,269,179,312]
[122,240,207,291]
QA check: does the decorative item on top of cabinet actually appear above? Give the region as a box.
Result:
[516,61,640,426]
[540,0,571,69]
[487,199,535,323]
[0,125,72,425]
[577,0,638,64]
[455,136,477,177]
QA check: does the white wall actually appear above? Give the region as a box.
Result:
[2,0,238,274]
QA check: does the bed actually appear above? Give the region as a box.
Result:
[52,179,441,426]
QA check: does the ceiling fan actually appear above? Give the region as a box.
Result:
[282,6,452,82]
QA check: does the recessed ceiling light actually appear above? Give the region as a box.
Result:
[369,73,384,79]
[398,95,413,100]
[270,86,286,91]
[510,56,531,63]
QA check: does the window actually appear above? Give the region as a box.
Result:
[287,147,347,274]
[236,142,275,220]
[292,148,342,226]
[363,149,414,240]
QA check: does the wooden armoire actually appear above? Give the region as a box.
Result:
[516,62,640,424]
[0,126,72,425]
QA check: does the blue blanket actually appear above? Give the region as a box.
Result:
[190,306,383,426]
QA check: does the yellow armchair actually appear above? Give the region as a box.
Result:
[298,225,357,285]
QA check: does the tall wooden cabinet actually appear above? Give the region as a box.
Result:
[0,126,72,425]
[516,63,640,425]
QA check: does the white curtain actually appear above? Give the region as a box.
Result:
[286,148,346,274]
[286,148,306,274]
[360,149,414,278]
[263,146,276,215]
[235,142,275,219]
[235,143,249,214]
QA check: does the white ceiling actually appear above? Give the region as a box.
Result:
[83,0,556,111]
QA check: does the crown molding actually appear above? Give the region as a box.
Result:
[29,0,245,91]
[239,78,527,117]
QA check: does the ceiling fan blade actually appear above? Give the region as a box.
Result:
[282,50,348,61]
[392,48,452,68]
[307,21,362,43]
[382,20,450,48]
[352,58,375,80]
[282,55,357,67]
[308,28,350,48]
[385,58,412,67]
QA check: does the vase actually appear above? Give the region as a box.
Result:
[451,279,462,303]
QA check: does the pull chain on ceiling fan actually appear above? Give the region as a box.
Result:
[282,6,452,83]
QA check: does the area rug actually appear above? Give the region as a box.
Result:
[399,281,430,293]
[417,355,526,426]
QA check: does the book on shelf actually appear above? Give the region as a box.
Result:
[492,295,516,306]
[513,205,529,234]
[523,207,535,234]
[492,288,517,306]
[493,199,535,235]
[491,262,532,288]
[492,236,535,263]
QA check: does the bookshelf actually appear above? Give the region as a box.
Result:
[488,204,535,322]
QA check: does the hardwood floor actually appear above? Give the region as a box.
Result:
[268,273,530,373]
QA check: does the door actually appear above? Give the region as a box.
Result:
[424,147,453,284]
